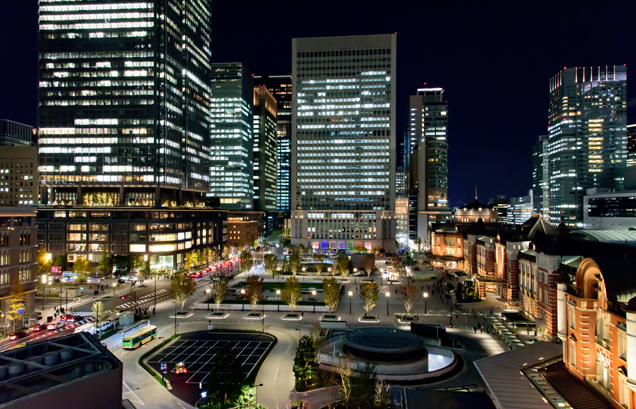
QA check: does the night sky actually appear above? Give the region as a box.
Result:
[2,1,635,207]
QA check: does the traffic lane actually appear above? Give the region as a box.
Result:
[0,324,77,352]
[74,279,173,313]
[255,328,297,409]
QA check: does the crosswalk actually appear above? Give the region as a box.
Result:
[116,289,170,310]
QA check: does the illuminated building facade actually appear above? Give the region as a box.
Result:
[627,124,636,167]
[0,147,39,206]
[0,120,35,147]
[532,134,549,217]
[38,0,212,206]
[538,66,627,226]
[406,88,451,245]
[253,75,292,213]
[253,86,278,211]
[209,63,254,210]
[291,34,397,252]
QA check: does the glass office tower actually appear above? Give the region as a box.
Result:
[38,0,212,206]
[291,34,397,253]
[539,66,627,226]
[253,85,278,211]
[209,63,254,210]
[254,75,292,213]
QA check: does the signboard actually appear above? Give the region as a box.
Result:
[17,310,24,314]
[175,324,179,328]
[52,266,62,274]
[63,271,75,277]
[161,363,167,373]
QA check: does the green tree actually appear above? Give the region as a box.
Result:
[91,300,109,339]
[362,255,375,277]
[293,335,318,389]
[375,379,391,409]
[73,256,92,283]
[185,250,198,273]
[206,343,245,407]
[323,277,341,313]
[389,256,406,277]
[235,385,266,409]
[416,237,423,253]
[359,281,379,316]
[263,253,278,277]
[53,254,68,271]
[313,253,326,276]
[240,251,253,275]
[246,274,264,311]
[336,253,350,276]
[113,255,131,276]
[133,257,149,277]
[282,276,302,312]
[210,273,229,311]
[350,362,377,409]
[221,245,230,260]
[353,243,366,253]
[6,275,24,332]
[37,247,52,277]
[267,229,280,245]
[337,358,352,406]
[171,269,196,311]
[97,250,112,276]
[289,252,301,276]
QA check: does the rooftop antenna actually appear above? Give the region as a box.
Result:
[475,185,478,200]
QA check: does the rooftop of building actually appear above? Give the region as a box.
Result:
[0,332,121,406]
[0,206,36,217]
[569,229,636,245]
[403,387,495,409]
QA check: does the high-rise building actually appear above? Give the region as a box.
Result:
[396,166,406,195]
[252,85,278,211]
[536,66,627,226]
[0,120,35,146]
[627,124,636,167]
[405,88,451,245]
[0,147,39,206]
[532,134,549,217]
[291,34,397,252]
[509,191,533,225]
[209,63,254,210]
[253,75,292,213]
[38,0,212,206]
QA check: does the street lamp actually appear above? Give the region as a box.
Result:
[385,291,390,316]
[255,383,263,406]
[328,267,331,274]
[173,301,178,335]
[112,282,117,297]
[423,292,428,314]
[41,274,48,310]
[206,288,211,311]
[348,291,353,314]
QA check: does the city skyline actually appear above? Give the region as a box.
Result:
[4,2,635,207]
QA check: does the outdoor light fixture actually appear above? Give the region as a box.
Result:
[276,289,280,295]
[385,291,390,316]
[348,291,353,314]
[423,292,428,314]
[312,290,316,295]
[241,289,245,294]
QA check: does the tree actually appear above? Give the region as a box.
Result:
[133,257,148,277]
[171,269,196,311]
[397,285,419,317]
[321,368,337,409]
[282,276,302,312]
[350,362,377,409]
[205,247,217,266]
[53,254,68,271]
[235,385,266,409]
[210,273,229,311]
[267,229,280,245]
[289,252,301,276]
[37,247,52,277]
[200,248,208,267]
[335,253,350,277]
[416,237,423,253]
[185,250,198,273]
[97,250,112,276]
[353,243,366,253]
[206,342,245,407]
[336,358,352,406]
[251,236,259,249]
[374,379,391,409]
[359,281,379,316]
[313,253,326,276]
[389,256,406,277]
[221,245,229,260]
[246,274,264,311]
[91,300,109,339]
[73,257,92,283]
[293,335,319,389]
[113,255,131,276]
[263,254,278,277]
[240,251,253,275]
[362,256,375,277]
[6,275,24,332]
[323,277,341,313]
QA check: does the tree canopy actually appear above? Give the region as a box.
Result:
[359,281,379,316]
[282,276,302,312]
[293,335,319,389]
[246,274,264,311]
[322,277,341,313]
[171,269,196,311]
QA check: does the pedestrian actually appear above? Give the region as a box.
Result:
[474,326,477,333]
[480,327,483,334]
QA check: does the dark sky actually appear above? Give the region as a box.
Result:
[2,1,635,207]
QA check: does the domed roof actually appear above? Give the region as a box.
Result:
[457,200,491,213]
[627,296,636,312]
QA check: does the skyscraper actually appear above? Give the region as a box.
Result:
[253,75,292,213]
[627,124,636,167]
[291,34,397,252]
[532,134,549,217]
[537,66,627,226]
[405,88,450,245]
[209,63,254,210]
[38,0,212,206]
[253,85,278,211]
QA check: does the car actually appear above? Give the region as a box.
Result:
[9,331,28,341]
[29,323,48,332]
[98,320,114,332]
[175,362,188,374]
[47,321,65,330]
[414,267,421,271]
[61,315,78,323]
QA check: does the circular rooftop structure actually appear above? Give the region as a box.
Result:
[343,328,425,362]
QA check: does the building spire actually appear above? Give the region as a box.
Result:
[475,185,478,200]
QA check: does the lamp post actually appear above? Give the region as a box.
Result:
[423,292,428,314]
[112,282,117,298]
[328,267,331,275]
[386,291,390,316]
[348,291,353,314]
[41,274,47,310]
[206,289,211,311]
[255,384,263,406]
[353,268,357,284]
[174,302,178,335]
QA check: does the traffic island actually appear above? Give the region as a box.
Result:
[359,315,380,323]
[321,314,340,321]
[169,312,192,319]
[244,312,264,320]
[281,313,302,321]
[206,312,229,319]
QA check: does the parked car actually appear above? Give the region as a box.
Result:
[47,321,65,330]
[98,320,114,332]
[175,362,188,374]
[9,331,28,341]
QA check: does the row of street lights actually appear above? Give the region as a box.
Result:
[346,289,429,316]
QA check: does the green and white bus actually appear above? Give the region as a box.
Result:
[122,325,157,349]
